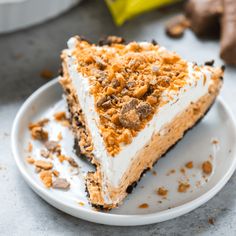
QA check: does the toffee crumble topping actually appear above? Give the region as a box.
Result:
[70,37,189,156]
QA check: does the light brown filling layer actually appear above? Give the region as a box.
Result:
[86,77,222,209]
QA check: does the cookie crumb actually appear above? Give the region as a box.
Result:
[26,156,35,164]
[52,178,70,190]
[52,170,60,177]
[211,139,219,145]
[58,154,69,163]
[180,167,186,174]
[185,161,193,169]
[40,149,50,159]
[78,201,85,206]
[178,182,190,193]
[166,169,176,176]
[35,167,41,173]
[27,142,33,152]
[57,132,63,141]
[138,203,149,209]
[152,170,157,176]
[157,187,168,196]
[53,111,70,127]
[35,160,53,170]
[44,141,61,153]
[28,118,49,130]
[30,127,48,141]
[208,218,215,225]
[202,161,213,174]
[68,158,78,167]
[40,170,52,188]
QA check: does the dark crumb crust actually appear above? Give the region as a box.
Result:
[84,98,216,210]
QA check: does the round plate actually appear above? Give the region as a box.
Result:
[12,78,236,226]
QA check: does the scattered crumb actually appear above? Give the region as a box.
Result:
[208,218,215,225]
[53,111,70,127]
[27,142,33,153]
[138,203,149,209]
[57,132,63,141]
[52,170,60,177]
[166,169,176,176]
[35,167,41,173]
[165,14,190,38]
[157,187,168,196]
[40,69,54,80]
[44,141,60,153]
[78,201,85,206]
[58,154,69,163]
[28,118,49,130]
[52,178,70,190]
[26,156,35,164]
[34,160,53,170]
[202,161,213,175]
[40,170,52,188]
[195,180,201,188]
[180,167,186,174]
[40,149,50,158]
[178,182,190,193]
[152,170,157,176]
[30,127,48,141]
[68,158,78,168]
[211,139,219,145]
[185,161,193,169]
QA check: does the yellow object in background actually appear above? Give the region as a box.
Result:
[105,0,179,26]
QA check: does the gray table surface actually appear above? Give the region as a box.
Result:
[1,1,236,235]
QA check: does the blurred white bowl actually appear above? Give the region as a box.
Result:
[0,0,81,33]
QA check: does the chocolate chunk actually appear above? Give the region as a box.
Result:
[136,102,153,119]
[52,178,70,190]
[220,0,236,65]
[151,39,158,45]
[166,14,190,38]
[204,60,215,66]
[185,0,223,37]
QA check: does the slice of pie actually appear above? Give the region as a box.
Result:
[60,36,223,209]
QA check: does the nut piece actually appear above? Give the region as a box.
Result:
[185,161,193,169]
[35,160,53,170]
[136,102,153,119]
[202,161,213,174]
[52,178,70,190]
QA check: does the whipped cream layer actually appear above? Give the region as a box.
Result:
[65,37,215,203]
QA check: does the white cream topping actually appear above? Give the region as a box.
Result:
[65,37,214,204]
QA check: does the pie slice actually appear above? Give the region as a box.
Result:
[60,36,223,209]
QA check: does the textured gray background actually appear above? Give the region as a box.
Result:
[1,0,236,235]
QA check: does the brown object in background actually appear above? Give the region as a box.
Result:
[220,0,236,65]
[165,14,190,38]
[185,0,223,37]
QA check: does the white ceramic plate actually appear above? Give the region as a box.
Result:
[12,78,236,226]
[0,0,81,33]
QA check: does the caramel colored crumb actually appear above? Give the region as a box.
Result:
[57,132,63,141]
[152,170,157,176]
[26,156,35,164]
[180,167,186,174]
[53,111,70,127]
[52,170,60,177]
[78,201,85,206]
[166,169,176,176]
[58,154,69,163]
[185,161,193,169]
[28,118,49,130]
[208,218,215,225]
[211,139,219,145]
[68,158,78,167]
[35,160,53,170]
[202,161,213,174]
[157,187,168,196]
[40,69,54,80]
[40,149,50,159]
[138,203,149,209]
[30,127,48,141]
[40,170,52,188]
[27,142,33,152]
[178,182,190,193]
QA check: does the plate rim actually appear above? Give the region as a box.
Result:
[11,78,236,226]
